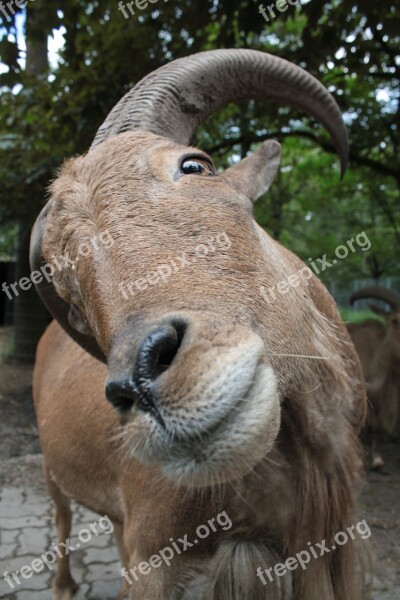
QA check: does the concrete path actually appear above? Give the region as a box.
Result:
[0,455,123,600]
[0,454,399,600]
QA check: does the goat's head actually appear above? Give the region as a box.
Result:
[31,50,354,487]
[350,286,400,359]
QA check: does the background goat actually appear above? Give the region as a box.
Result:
[348,286,400,469]
[30,49,368,600]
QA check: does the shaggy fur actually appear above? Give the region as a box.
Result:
[33,132,369,600]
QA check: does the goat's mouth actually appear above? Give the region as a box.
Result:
[122,357,281,487]
[160,362,281,486]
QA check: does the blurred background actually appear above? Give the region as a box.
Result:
[0,2,399,598]
[0,0,398,363]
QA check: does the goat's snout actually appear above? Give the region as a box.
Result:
[105,315,282,484]
[136,322,185,382]
[105,320,186,418]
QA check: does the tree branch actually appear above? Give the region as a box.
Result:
[206,130,400,183]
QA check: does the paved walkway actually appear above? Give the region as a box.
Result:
[0,456,122,600]
[0,454,399,600]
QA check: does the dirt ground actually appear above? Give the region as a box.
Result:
[0,333,399,599]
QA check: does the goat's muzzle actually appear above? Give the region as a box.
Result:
[105,320,186,425]
[104,312,281,486]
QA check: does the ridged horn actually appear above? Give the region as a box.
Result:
[31,49,349,360]
[350,286,400,311]
[91,49,348,177]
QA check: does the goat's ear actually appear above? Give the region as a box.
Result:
[221,140,281,202]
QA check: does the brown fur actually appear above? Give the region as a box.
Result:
[348,310,400,467]
[34,131,369,599]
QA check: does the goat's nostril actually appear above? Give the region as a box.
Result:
[105,320,186,423]
[105,381,140,413]
[110,395,135,413]
[105,377,165,427]
[135,321,186,383]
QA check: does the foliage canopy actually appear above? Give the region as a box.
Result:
[0,0,398,282]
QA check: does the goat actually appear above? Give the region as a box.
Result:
[348,285,400,469]
[30,49,369,600]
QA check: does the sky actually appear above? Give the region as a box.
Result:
[0,11,66,75]
[0,7,391,105]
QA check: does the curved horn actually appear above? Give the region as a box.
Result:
[91,49,349,177]
[31,50,348,359]
[30,205,106,363]
[350,286,400,311]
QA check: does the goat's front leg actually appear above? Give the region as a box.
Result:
[112,520,131,599]
[126,559,172,600]
[45,463,78,600]
[121,473,217,599]
[124,550,204,600]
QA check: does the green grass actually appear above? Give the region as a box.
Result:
[339,308,385,325]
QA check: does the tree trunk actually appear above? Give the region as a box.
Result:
[12,5,50,364]
[13,228,50,364]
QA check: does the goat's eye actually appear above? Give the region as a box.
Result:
[180,157,214,176]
